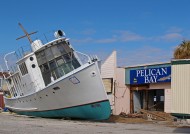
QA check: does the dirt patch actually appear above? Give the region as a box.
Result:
[107,115,152,124]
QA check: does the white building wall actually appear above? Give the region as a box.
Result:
[113,67,130,115]
[101,51,116,79]
[172,62,190,114]
[101,51,116,110]
[165,89,172,113]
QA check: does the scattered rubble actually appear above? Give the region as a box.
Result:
[108,109,175,125]
[139,109,174,121]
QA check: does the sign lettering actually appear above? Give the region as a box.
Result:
[130,66,171,84]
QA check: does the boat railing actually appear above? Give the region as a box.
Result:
[15,45,32,59]
[2,51,19,75]
[6,32,60,73]
[75,51,91,65]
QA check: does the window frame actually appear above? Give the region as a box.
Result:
[102,78,113,94]
[19,62,28,76]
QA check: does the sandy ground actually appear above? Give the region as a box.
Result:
[0,113,190,134]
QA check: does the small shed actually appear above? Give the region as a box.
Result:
[171,59,190,118]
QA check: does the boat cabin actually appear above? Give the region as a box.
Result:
[6,37,81,98]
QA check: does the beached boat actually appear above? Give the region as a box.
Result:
[2,23,111,120]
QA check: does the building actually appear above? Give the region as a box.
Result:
[0,72,9,109]
[102,51,190,119]
[101,52,131,115]
[101,51,117,112]
[171,59,190,118]
[101,52,172,115]
[125,62,171,113]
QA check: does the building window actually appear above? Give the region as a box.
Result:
[19,62,28,76]
[102,78,113,94]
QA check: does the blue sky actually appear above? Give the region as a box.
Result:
[0,0,190,67]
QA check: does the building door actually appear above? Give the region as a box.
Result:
[132,89,165,113]
[133,90,144,113]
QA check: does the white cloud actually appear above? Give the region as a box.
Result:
[72,28,185,45]
[72,38,93,44]
[160,33,183,41]
[81,29,96,35]
[116,30,144,42]
[117,46,172,66]
[166,27,183,33]
[72,30,145,44]
[95,38,117,43]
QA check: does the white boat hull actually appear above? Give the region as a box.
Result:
[4,62,111,120]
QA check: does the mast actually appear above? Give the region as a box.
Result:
[16,23,37,44]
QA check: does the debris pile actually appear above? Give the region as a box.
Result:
[119,112,143,118]
[140,109,174,121]
[108,109,175,124]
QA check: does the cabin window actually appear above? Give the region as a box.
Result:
[56,44,66,55]
[51,45,61,58]
[40,63,51,85]
[56,58,64,66]
[63,54,71,62]
[45,48,54,61]
[36,41,82,85]
[19,62,28,76]
[56,58,65,77]
[49,60,60,79]
[63,43,72,53]
[72,58,81,69]
[40,63,49,73]
[49,61,57,70]
[36,50,47,65]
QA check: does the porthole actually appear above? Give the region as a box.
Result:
[30,57,34,61]
[32,64,36,68]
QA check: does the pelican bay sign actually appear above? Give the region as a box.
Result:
[130,66,171,84]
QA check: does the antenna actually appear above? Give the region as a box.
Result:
[16,23,38,44]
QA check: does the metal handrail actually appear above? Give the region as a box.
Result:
[4,51,16,75]
[75,51,91,64]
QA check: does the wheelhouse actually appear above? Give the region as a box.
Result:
[35,39,81,85]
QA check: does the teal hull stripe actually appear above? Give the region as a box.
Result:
[14,100,111,120]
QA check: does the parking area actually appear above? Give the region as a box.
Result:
[0,113,190,134]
